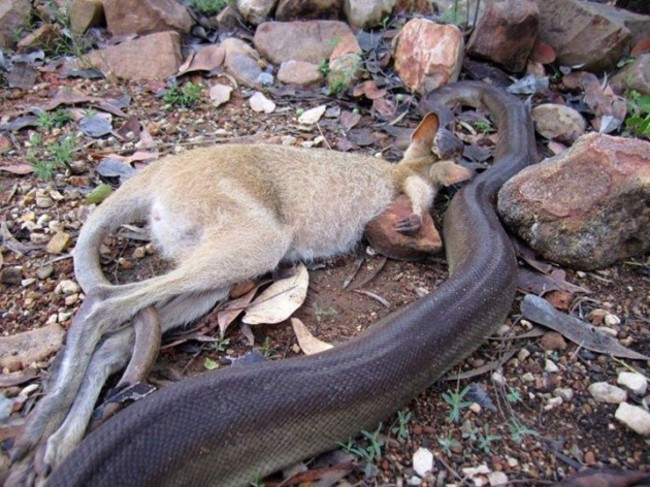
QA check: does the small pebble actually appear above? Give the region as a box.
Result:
[518,348,530,361]
[615,402,650,436]
[0,267,23,285]
[584,451,597,465]
[488,471,509,486]
[545,359,559,373]
[588,382,627,404]
[617,372,648,396]
[553,387,574,402]
[36,264,55,280]
[540,332,567,351]
[604,313,621,326]
[522,372,535,383]
[506,456,519,467]
[544,396,563,410]
[56,279,80,294]
[492,371,506,386]
[412,447,433,477]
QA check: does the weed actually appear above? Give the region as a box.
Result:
[508,419,539,442]
[437,434,461,456]
[476,425,502,454]
[625,90,650,138]
[506,386,522,404]
[249,474,263,487]
[189,0,231,15]
[257,337,280,360]
[442,385,473,423]
[36,109,74,130]
[338,423,384,477]
[33,1,91,57]
[49,135,75,169]
[317,59,330,77]
[390,409,411,440]
[209,336,231,353]
[163,82,203,108]
[473,119,494,134]
[203,357,219,370]
[29,134,76,181]
[312,303,337,322]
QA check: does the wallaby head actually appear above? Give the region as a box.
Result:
[402,112,440,161]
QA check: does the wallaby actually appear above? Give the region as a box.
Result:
[10,111,460,483]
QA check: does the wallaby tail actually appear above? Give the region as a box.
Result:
[73,176,153,293]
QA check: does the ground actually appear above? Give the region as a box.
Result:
[0,75,649,486]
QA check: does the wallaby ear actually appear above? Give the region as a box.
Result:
[404,112,440,158]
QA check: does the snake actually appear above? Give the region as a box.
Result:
[46,81,536,486]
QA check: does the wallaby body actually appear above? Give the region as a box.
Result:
[10,113,447,485]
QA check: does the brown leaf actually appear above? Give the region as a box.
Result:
[352,80,387,100]
[340,110,361,130]
[630,37,650,57]
[530,39,556,64]
[0,164,34,175]
[217,287,258,336]
[0,323,66,369]
[178,45,226,75]
[291,318,334,355]
[372,97,396,117]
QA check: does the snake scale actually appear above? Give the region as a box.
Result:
[47,81,536,486]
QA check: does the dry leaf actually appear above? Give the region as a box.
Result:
[298,105,327,125]
[0,164,34,175]
[217,287,258,336]
[243,263,309,325]
[178,45,225,75]
[291,318,334,355]
[340,110,361,130]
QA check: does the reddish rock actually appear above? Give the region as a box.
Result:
[104,0,193,36]
[254,20,353,64]
[498,133,650,270]
[365,194,443,261]
[69,0,104,35]
[610,53,650,95]
[17,24,61,53]
[394,0,433,16]
[0,0,30,49]
[393,19,464,94]
[275,0,342,20]
[531,103,586,144]
[532,0,633,72]
[87,31,183,80]
[539,331,567,351]
[277,60,324,86]
[466,0,539,73]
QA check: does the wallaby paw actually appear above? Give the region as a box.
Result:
[394,214,422,236]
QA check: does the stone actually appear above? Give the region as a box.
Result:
[0,323,65,369]
[412,447,434,477]
[236,0,277,25]
[46,231,72,254]
[0,0,30,49]
[365,194,443,261]
[553,387,574,402]
[615,402,650,436]
[531,103,586,144]
[69,0,105,35]
[466,0,539,73]
[86,31,183,80]
[610,53,650,95]
[539,331,567,351]
[327,53,363,92]
[488,472,509,486]
[254,20,353,64]
[588,382,627,404]
[249,91,276,113]
[104,0,193,36]
[544,359,559,373]
[394,0,433,16]
[617,371,648,395]
[532,0,632,72]
[276,0,342,20]
[498,133,650,270]
[344,0,395,29]
[589,3,650,47]
[221,38,264,88]
[55,279,81,294]
[17,24,61,53]
[393,19,464,94]
[0,267,22,286]
[277,60,324,86]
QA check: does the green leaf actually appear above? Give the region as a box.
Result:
[203,357,219,370]
[85,184,113,204]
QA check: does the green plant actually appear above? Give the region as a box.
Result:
[625,90,650,138]
[390,409,411,440]
[312,303,337,322]
[508,419,539,442]
[203,357,219,370]
[476,425,502,454]
[33,1,91,57]
[209,336,230,353]
[36,109,73,130]
[442,385,473,423]
[189,0,231,15]
[50,134,76,168]
[338,423,384,476]
[29,134,76,181]
[256,337,280,360]
[163,82,203,108]
[249,474,263,487]
[473,119,494,134]
[506,386,522,404]
[437,434,461,456]
[317,59,330,77]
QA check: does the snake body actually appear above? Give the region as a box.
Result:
[47,82,536,486]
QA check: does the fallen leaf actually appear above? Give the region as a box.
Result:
[96,159,137,180]
[291,318,334,355]
[372,97,397,117]
[243,263,309,325]
[98,151,158,165]
[353,80,387,100]
[521,294,649,360]
[555,468,650,487]
[85,183,114,204]
[0,164,34,175]
[630,38,650,57]
[0,323,65,369]
[210,83,233,107]
[298,105,327,125]
[217,286,258,336]
[179,45,225,75]
[249,91,276,114]
[340,110,361,130]
[79,112,113,137]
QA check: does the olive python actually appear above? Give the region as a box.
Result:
[47,81,536,486]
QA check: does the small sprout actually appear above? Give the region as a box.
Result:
[442,385,473,423]
[506,386,522,404]
[203,357,219,370]
[164,82,203,108]
[390,409,412,440]
[508,419,539,442]
[437,434,461,456]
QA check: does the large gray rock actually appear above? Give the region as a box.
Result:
[104,0,193,36]
[533,0,633,72]
[498,133,650,270]
[253,20,353,64]
[0,0,30,49]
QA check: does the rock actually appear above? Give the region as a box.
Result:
[276,0,342,20]
[412,447,434,477]
[221,38,264,88]
[0,0,30,49]
[615,402,650,436]
[86,31,183,80]
[488,472,509,486]
[531,103,586,144]
[254,20,353,64]
[544,359,559,373]
[394,0,433,16]
[104,0,193,36]
[249,91,276,113]
[209,84,233,107]
[393,19,464,94]
[0,267,22,286]
[0,323,65,369]
[498,133,650,270]
[236,0,277,25]
[589,3,650,47]
[532,0,632,72]
[539,331,567,351]
[36,264,55,280]
[277,60,324,86]
[46,231,72,254]
[298,105,327,124]
[69,0,104,35]
[17,24,61,53]
[326,31,363,91]
[466,0,539,73]
[344,0,395,29]
[588,382,627,404]
[553,387,574,402]
[365,194,443,260]
[617,371,648,395]
[615,0,649,15]
[55,279,81,294]
[610,53,650,95]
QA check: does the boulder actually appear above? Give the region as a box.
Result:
[0,0,30,49]
[275,0,342,20]
[221,37,265,88]
[610,53,650,95]
[104,0,193,36]
[531,103,586,144]
[236,0,277,25]
[277,60,324,86]
[69,0,104,35]
[344,0,395,29]
[498,133,650,270]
